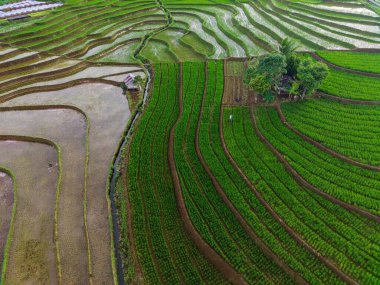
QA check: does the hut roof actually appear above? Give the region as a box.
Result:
[124,74,139,90]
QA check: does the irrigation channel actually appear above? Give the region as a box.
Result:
[109,63,152,285]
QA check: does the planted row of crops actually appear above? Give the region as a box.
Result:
[124,60,380,284]
[2,0,380,64]
[173,61,297,284]
[281,98,380,165]
[255,107,380,215]
[174,60,358,285]
[277,0,380,24]
[223,106,380,284]
[319,67,380,101]
[125,63,227,284]
[162,0,380,60]
[316,51,380,74]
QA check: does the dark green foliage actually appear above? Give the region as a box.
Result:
[245,53,286,101]
[297,58,329,97]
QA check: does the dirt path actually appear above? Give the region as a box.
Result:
[250,107,380,224]
[168,63,246,285]
[316,91,380,105]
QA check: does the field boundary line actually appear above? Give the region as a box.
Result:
[0,167,16,285]
[316,91,380,105]
[168,62,247,285]
[222,106,363,284]
[122,65,155,283]
[309,52,380,78]
[0,135,62,285]
[276,104,380,171]
[250,107,380,224]
[0,78,120,103]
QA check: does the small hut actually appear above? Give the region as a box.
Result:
[123,74,140,92]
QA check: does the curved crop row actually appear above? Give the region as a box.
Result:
[2,0,380,63]
[173,61,296,285]
[255,107,380,216]
[223,106,380,284]
[281,98,380,166]
[316,51,380,74]
[318,67,380,101]
[125,63,227,284]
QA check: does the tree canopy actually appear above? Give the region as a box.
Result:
[244,38,328,102]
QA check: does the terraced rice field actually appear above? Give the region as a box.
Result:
[1,0,380,284]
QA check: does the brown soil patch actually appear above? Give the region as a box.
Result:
[0,140,58,285]
[0,172,13,267]
[2,83,131,284]
[223,59,255,106]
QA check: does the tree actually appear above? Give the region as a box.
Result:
[249,74,271,94]
[288,81,300,99]
[245,53,287,102]
[279,37,299,58]
[297,58,328,98]
[255,53,287,87]
[133,75,144,87]
[279,38,300,77]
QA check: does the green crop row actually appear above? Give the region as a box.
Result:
[282,98,380,165]
[197,61,346,285]
[255,107,380,215]
[284,0,380,23]
[317,51,380,74]
[320,67,380,100]
[267,0,356,49]
[224,106,380,284]
[173,61,294,284]
[125,63,227,284]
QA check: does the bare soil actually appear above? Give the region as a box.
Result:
[0,172,13,268]
[0,140,58,285]
[2,83,131,284]
[223,59,255,106]
[0,108,88,284]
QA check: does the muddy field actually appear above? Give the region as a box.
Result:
[0,140,58,285]
[223,60,255,106]
[0,172,13,271]
[2,83,131,284]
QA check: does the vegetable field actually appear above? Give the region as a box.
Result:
[1,0,380,284]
